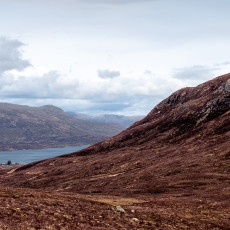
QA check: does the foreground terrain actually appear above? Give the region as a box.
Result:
[0,74,230,229]
[0,184,229,229]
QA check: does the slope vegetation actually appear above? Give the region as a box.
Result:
[1,74,230,229]
[3,73,230,195]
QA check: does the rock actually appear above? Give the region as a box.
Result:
[224,79,230,92]
[116,205,125,213]
[132,218,139,222]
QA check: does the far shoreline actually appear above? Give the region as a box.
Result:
[0,144,91,153]
[0,145,89,165]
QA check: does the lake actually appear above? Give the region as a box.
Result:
[0,145,88,164]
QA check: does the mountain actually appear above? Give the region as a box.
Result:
[1,74,230,229]
[0,103,124,151]
[4,73,230,194]
[68,112,143,128]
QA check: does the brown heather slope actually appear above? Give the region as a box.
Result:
[0,185,229,229]
[0,73,230,229]
[0,103,123,151]
[2,73,230,195]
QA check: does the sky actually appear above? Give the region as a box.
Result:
[0,0,230,115]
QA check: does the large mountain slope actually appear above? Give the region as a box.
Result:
[0,103,123,151]
[1,74,230,199]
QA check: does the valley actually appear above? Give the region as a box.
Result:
[0,74,230,229]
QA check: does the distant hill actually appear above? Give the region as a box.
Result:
[67,112,143,128]
[0,103,124,151]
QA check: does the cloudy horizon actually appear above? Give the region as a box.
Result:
[0,0,230,115]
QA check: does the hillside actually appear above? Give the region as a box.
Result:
[68,112,143,128]
[1,73,230,229]
[3,73,230,194]
[0,103,123,151]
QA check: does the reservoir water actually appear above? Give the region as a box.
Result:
[0,145,88,164]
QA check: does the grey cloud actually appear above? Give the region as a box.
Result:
[20,0,155,7]
[85,0,154,3]
[98,69,120,79]
[0,37,31,75]
[0,71,73,99]
[144,70,153,75]
[214,61,230,67]
[82,102,130,114]
[48,0,154,4]
[0,68,163,115]
[173,65,216,81]
[72,94,159,115]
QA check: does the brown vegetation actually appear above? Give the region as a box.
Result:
[0,73,230,229]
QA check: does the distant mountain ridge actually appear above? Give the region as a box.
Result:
[68,112,143,128]
[0,103,123,151]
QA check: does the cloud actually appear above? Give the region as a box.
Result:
[0,37,31,75]
[144,70,153,75]
[17,0,155,9]
[173,65,216,82]
[173,62,230,83]
[0,71,77,99]
[28,0,155,4]
[214,61,230,67]
[0,65,179,115]
[85,0,154,3]
[98,69,120,79]
[2,37,229,115]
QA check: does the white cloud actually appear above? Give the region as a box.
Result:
[0,37,229,115]
[0,71,77,99]
[0,57,182,114]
